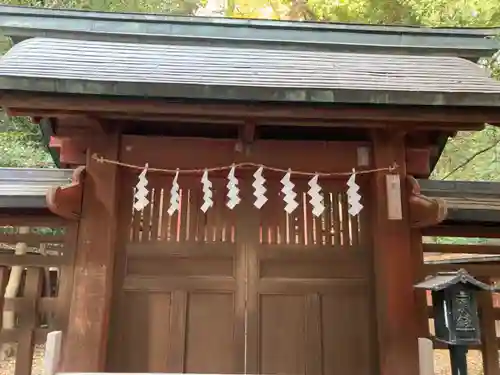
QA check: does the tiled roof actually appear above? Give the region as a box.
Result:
[1,38,500,106]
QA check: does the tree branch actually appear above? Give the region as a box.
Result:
[440,138,500,180]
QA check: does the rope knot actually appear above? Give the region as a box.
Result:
[388,162,399,172]
[92,153,104,163]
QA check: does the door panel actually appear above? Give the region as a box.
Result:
[246,178,375,375]
[107,175,245,373]
[108,148,375,375]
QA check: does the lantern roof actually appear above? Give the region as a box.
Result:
[414,269,496,291]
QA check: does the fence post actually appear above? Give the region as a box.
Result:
[44,331,63,375]
[418,337,434,375]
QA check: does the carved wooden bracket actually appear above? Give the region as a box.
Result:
[407,176,448,228]
[46,166,86,220]
[50,136,89,166]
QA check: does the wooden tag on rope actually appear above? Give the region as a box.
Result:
[386,173,403,220]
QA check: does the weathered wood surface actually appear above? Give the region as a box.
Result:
[60,132,120,372]
[371,130,420,375]
[106,136,375,374]
[3,92,497,126]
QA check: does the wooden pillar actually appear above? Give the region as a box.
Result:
[60,133,120,372]
[371,131,420,375]
[478,278,500,375]
[411,230,430,338]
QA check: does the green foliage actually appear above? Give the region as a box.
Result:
[0,131,53,168]
[0,114,53,168]
[432,37,500,181]
[270,0,500,25]
[433,236,489,245]
[432,125,500,181]
[1,0,201,15]
[0,0,499,178]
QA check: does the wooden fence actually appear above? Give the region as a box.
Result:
[420,225,500,375]
[0,214,75,375]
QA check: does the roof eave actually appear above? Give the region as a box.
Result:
[2,78,500,108]
[0,167,72,209]
[420,179,500,224]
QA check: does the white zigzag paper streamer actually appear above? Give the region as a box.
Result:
[347,169,363,216]
[201,170,214,213]
[133,164,149,211]
[227,165,241,210]
[307,174,325,217]
[252,166,267,209]
[167,170,180,216]
[281,170,299,214]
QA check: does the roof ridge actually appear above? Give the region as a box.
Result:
[0,4,499,33]
[0,5,498,60]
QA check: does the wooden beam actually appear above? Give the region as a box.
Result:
[49,137,88,165]
[238,122,256,156]
[423,225,500,238]
[55,116,106,136]
[371,130,420,375]
[406,148,431,176]
[423,263,500,278]
[493,306,500,320]
[1,93,496,126]
[49,136,63,149]
[3,108,487,131]
[407,176,447,228]
[120,135,369,173]
[423,244,500,254]
[60,132,120,372]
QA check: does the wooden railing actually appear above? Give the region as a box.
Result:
[0,215,76,375]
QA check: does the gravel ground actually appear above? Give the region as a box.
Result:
[0,346,490,375]
[434,349,484,375]
[0,345,44,375]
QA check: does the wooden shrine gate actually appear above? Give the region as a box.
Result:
[106,136,376,374]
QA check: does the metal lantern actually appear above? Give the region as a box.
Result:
[414,269,493,345]
[415,269,498,375]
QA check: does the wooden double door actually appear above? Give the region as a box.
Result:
[107,170,376,375]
